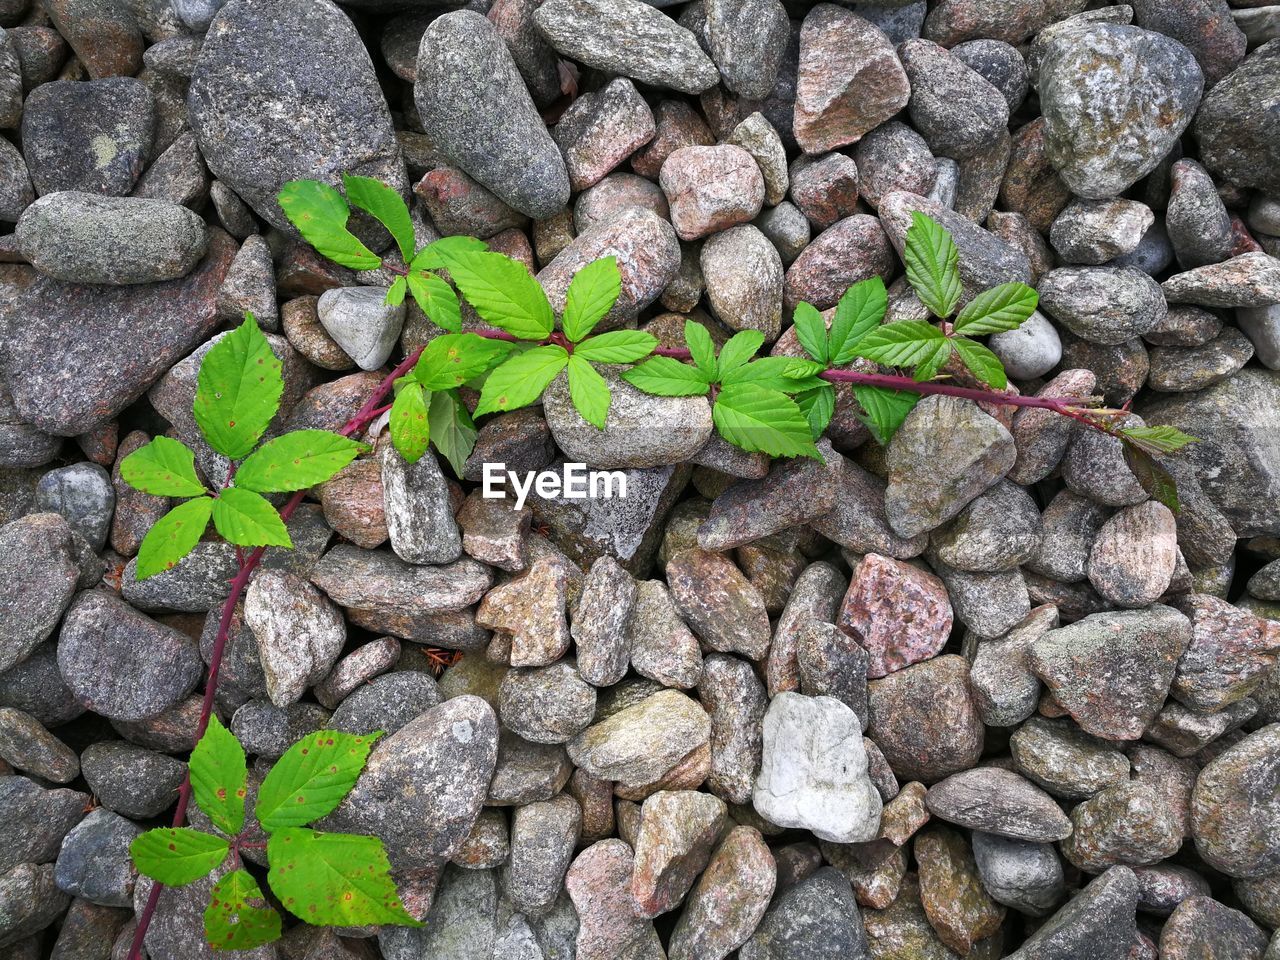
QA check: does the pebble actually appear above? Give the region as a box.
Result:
[554,78,656,193]
[952,38,1030,112]
[80,741,184,818]
[783,213,895,310]
[867,655,984,783]
[667,548,771,660]
[53,807,140,908]
[499,659,596,744]
[739,866,871,960]
[1161,251,1280,307]
[1061,782,1183,871]
[243,569,345,707]
[838,553,951,677]
[925,766,1072,843]
[988,311,1063,381]
[660,144,764,242]
[853,121,936,211]
[631,789,727,917]
[726,114,789,208]
[568,688,710,794]
[570,556,635,687]
[972,831,1063,917]
[315,286,405,372]
[1038,266,1167,346]
[701,225,784,339]
[1087,500,1178,608]
[789,153,858,230]
[574,173,669,235]
[698,653,767,805]
[668,825,775,960]
[969,605,1057,729]
[0,707,77,782]
[1166,158,1233,270]
[900,38,1009,161]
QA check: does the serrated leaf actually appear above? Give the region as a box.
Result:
[441,251,553,340]
[235,431,365,493]
[211,487,291,548]
[717,330,765,375]
[1118,425,1199,455]
[904,211,962,319]
[562,256,621,342]
[796,383,836,439]
[190,714,247,838]
[684,320,718,382]
[410,235,488,272]
[573,330,657,363]
[1124,444,1181,512]
[852,386,920,445]
[120,435,207,498]
[193,317,285,460]
[567,355,611,429]
[911,338,953,382]
[474,345,568,417]
[952,336,1007,389]
[720,356,820,393]
[830,277,888,365]
[277,180,381,271]
[135,496,213,581]
[385,276,407,307]
[621,356,712,397]
[267,829,421,927]
[713,383,821,460]
[406,271,461,333]
[389,381,430,463]
[855,320,949,368]
[205,868,282,952]
[413,333,514,391]
[428,389,477,476]
[952,281,1039,335]
[256,730,381,831]
[791,302,828,364]
[342,174,415,263]
[130,828,228,886]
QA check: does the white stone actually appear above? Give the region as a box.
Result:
[316,285,405,370]
[380,443,463,566]
[752,692,882,843]
[988,311,1063,380]
[244,570,346,707]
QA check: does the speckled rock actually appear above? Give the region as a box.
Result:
[1010,715,1130,800]
[1191,725,1280,878]
[630,789,728,917]
[739,866,871,960]
[1005,866,1140,960]
[1087,501,1179,608]
[1050,198,1154,265]
[837,553,952,678]
[900,38,1009,161]
[553,78,656,193]
[565,839,665,960]
[667,548,771,660]
[925,767,1072,842]
[668,825,775,960]
[1061,782,1182,871]
[1038,266,1167,346]
[699,653,768,805]
[700,225,784,339]
[915,825,1005,953]
[1193,40,1280,195]
[660,145,765,241]
[568,689,711,793]
[1171,593,1280,713]
[972,831,1064,917]
[475,555,571,667]
[1161,252,1280,307]
[867,655,984,784]
[499,659,596,744]
[1160,896,1269,960]
[783,214,895,310]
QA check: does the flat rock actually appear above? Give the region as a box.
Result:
[926,767,1072,842]
[310,544,493,618]
[567,688,710,793]
[1161,252,1280,307]
[698,653,768,805]
[1038,266,1167,346]
[1005,866,1140,960]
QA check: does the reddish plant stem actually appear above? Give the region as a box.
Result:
[127,346,425,960]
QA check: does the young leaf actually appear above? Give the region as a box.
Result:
[1118,425,1199,455]
[717,330,766,375]
[830,277,888,365]
[684,320,718,382]
[473,345,568,417]
[911,338,954,383]
[721,356,820,393]
[389,381,430,464]
[256,730,382,831]
[130,828,229,886]
[853,385,920,445]
[410,235,488,272]
[567,355,611,429]
[713,383,821,460]
[413,333,514,391]
[342,174,415,263]
[573,330,657,363]
[406,272,462,333]
[952,281,1039,335]
[235,431,365,493]
[205,868,282,952]
[903,211,962,319]
[211,488,291,548]
[120,435,207,498]
[193,317,285,460]
[441,251,553,340]
[562,256,621,342]
[855,320,949,368]
[951,336,1007,389]
[428,389,477,476]
[189,714,247,838]
[796,383,836,439]
[1124,444,1181,512]
[277,180,381,271]
[622,356,712,397]
[266,829,421,927]
[385,275,407,307]
[792,302,829,364]
[135,496,214,581]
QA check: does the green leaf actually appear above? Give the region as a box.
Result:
[385,276,407,307]
[389,381,430,463]
[190,714,247,838]
[267,829,422,927]
[235,431,365,493]
[684,320,718,382]
[792,302,828,364]
[120,435,207,498]
[911,338,953,383]
[796,383,836,440]
[413,332,514,391]
[567,355,611,429]
[256,729,381,831]
[713,383,821,460]
[211,487,291,548]
[1124,444,1181,513]
[442,251,553,340]
[853,386,920,445]
[130,828,229,886]
[952,336,1007,389]
[193,317,285,460]
[1119,425,1199,455]
[721,356,820,393]
[622,356,712,397]
[953,282,1039,335]
[410,235,488,272]
[904,211,962,319]
[830,277,888,365]
[474,345,568,417]
[717,330,765,375]
[855,320,949,368]
[428,389,477,476]
[406,271,462,333]
[342,174,415,263]
[205,868,282,952]
[277,179,381,271]
[135,497,214,581]
[562,256,621,342]
[573,330,657,363]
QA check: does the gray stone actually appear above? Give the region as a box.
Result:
[627,579,702,689]
[740,866,871,960]
[952,38,1030,112]
[726,113,788,207]
[969,604,1057,728]
[853,121,936,211]
[1166,158,1233,270]
[571,556,635,687]
[217,234,277,330]
[244,569,346,707]
[1010,715,1130,800]
[1161,252,1280,308]
[499,660,596,744]
[1050,198,1154,265]
[988,311,1062,380]
[705,0,789,99]
[926,767,1072,842]
[53,809,139,908]
[331,671,442,735]
[1191,725,1280,878]
[0,776,88,874]
[900,38,1009,161]
[1038,266,1167,346]
[504,794,581,916]
[230,699,331,759]
[0,642,85,729]
[971,832,1063,917]
[133,867,276,960]
[699,653,767,805]
[1087,500,1179,608]
[380,444,460,565]
[667,548,771,660]
[932,479,1041,573]
[0,136,31,223]
[316,286,405,372]
[310,544,493,618]
[1237,304,1280,370]
[0,514,80,672]
[80,741,185,819]
[574,173,668,234]
[0,863,69,949]
[1148,327,1255,392]
[0,707,77,782]
[553,78,655,193]
[701,225,784,339]
[567,688,710,793]
[1006,866,1140,960]
[1194,40,1280,195]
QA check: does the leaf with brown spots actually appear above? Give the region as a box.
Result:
[193,315,285,460]
[134,496,213,581]
[130,828,228,885]
[234,430,365,493]
[190,714,248,837]
[254,730,382,831]
[267,829,421,927]
[203,868,281,951]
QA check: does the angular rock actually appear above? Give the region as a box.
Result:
[499,660,596,745]
[1050,198,1154,265]
[630,789,727,917]
[316,286,405,372]
[1005,866,1139,960]
[915,825,1005,954]
[567,689,710,793]
[553,78,656,193]
[1160,896,1269,960]
[1171,593,1280,712]
[244,569,345,708]
[667,548,771,660]
[1087,501,1178,608]
[660,144,764,241]
[1194,41,1280,195]
[837,553,952,678]
[1061,782,1182,871]
[926,767,1072,842]
[900,38,1009,161]
[565,839,665,960]
[476,555,571,667]
[668,825,775,960]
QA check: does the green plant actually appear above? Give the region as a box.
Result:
[129,717,419,950]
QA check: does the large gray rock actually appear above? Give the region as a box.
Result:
[740,866,871,960]
[243,570,346,707]
[1194,40,1280,195]
[0,514,80,673]
[1005,866,1140,960]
